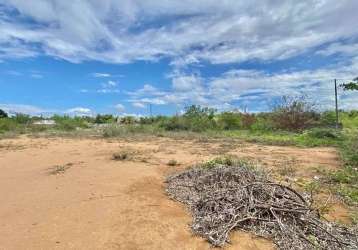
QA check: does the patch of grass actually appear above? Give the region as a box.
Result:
[305,128,340,139]
[277,164,297,177]
[351,211,358,225]
[336,185,358,204]
[103,124,161,138]
[167,159,178,166]
[325,130,358,204]
[330,166,358,184]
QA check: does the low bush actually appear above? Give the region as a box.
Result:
[271,96,319,131]
[305,128,341,139]
[95,114,115,124]
[216,112,241,130]
[0,118,25,133]
[160,116,189,131]
[320,111,336,126]
[53,115,89,131]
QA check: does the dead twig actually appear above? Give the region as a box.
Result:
[166,161,358,249]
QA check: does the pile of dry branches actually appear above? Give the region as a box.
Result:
[166,160,358,249]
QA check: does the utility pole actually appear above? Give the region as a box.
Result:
[334,79,339,129]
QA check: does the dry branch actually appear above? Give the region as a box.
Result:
[165,161,358,249]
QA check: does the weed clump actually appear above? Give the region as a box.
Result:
[48,164,71,175]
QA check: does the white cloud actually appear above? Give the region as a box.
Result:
[114,103,125,112]
[0,1,357,65]
[132,102,146,108]
[126,84,165,97]
[97,89,120,94]
[127,58,358,111]
[0,103,47,115]
[66,107,92,115]
[106,80,117,87]
[316,42,358,57]
[1,1,358,113]
[172,74,203,92]
[97,80,119,93]
[92,72,111,78]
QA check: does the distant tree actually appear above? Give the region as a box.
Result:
[95,114,115,124]
[184,105,216,120]
[341,77,358,91]
[0,109,8,118]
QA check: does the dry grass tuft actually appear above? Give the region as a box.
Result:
[48,164,71,175]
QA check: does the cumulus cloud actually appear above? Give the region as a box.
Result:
[66,107,92,116]
[1,1,358,113]
[0,1,357,65]
[97,80,119,93]
[128,58,358,111]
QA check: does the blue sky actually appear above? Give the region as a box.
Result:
[0,0,358,116]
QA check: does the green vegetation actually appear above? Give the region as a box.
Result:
[341,77,358,91]
[199,156,249,169]
[1,97,357,205]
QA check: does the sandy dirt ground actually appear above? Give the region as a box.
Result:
[0,136,348,250]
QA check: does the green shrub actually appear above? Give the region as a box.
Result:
[13,113,31,124]
[95,114,115,124]
[52,115,89,131]
[217,112,241,130]
[119,116,136,125]
[320,111,336,126]
[160,116,189,131]
[306,128,341,139]
[183,105,217,132]
[0,118,25,133]
[250,117,274,131]
[241,113,256,129]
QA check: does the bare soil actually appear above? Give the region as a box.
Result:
[0,136,349,249]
